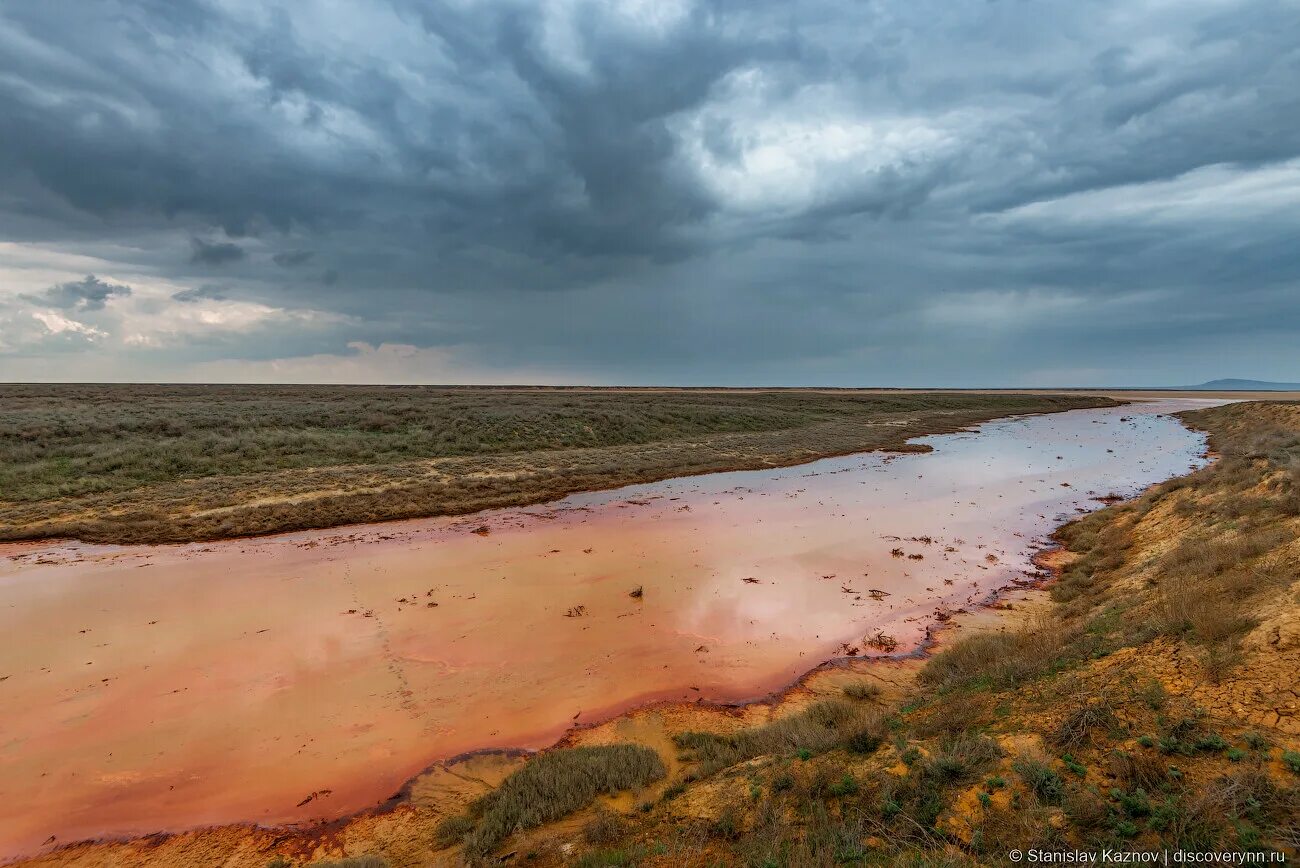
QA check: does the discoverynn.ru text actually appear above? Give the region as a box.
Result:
[1011,850,1285,864]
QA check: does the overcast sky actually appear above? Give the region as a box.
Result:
[1,0,1297,386]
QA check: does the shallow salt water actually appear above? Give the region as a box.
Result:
[0,399,1221,855]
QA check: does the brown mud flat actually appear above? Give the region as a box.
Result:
[0,400,1217,863]
[0,388,1114,544]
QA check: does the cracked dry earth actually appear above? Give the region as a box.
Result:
[1072,442,1300,737]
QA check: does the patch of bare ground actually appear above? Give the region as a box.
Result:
[0,386,1112,543]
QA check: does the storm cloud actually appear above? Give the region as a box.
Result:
[0,0,1296,384]
[190,238,247,266]
[21,275,132,312]
[273,250,315,268]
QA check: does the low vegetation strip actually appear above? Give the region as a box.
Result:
[0,385,1111,543]
[673,699,887,776]
[435,744,666,856]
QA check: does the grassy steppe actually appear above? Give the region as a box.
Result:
[0,385,1110,543]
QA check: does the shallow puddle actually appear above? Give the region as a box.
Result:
[0,399,1220,855]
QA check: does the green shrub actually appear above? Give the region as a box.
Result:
[1014,758,1066,804]
[845,729,882,756]
[828,774,859,797]
[710,807,742,840]
[675,700,881,775]
[1243,732,1269,750]
[1112,787,1152,817]
[924,733,1003,783]
[1061,754,1087,776]
[660,781,686,801]
[1195,733,1228,752]
[446,744,665,855]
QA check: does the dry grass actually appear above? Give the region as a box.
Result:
[1053,692,1121,751]
[841,680,883,701]
[0,385,1113,543]
[917,618,1077,692]
[436,744,665,856]
[673,699,887,775]
[1107,748,1172,792]
[1157,525,1294,655]
[922,732,1003,783]
[581,808,632,846]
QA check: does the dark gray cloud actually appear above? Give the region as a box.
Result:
[21,275,132,312]
[0,0,1297,384]
[273,250,315,267]
[189,238,247,266]
[171,284,228,303]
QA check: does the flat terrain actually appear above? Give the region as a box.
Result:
[0,385,1113,543]
[0,401,1203,857]
[17,399,1300,866]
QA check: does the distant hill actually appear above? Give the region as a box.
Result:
[1185,378,1300,391]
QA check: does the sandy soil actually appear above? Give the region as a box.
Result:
[0,399,1220,859]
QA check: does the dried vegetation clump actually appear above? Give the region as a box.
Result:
[434,744,666,856]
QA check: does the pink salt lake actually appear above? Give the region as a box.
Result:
[0,399,1220,856]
